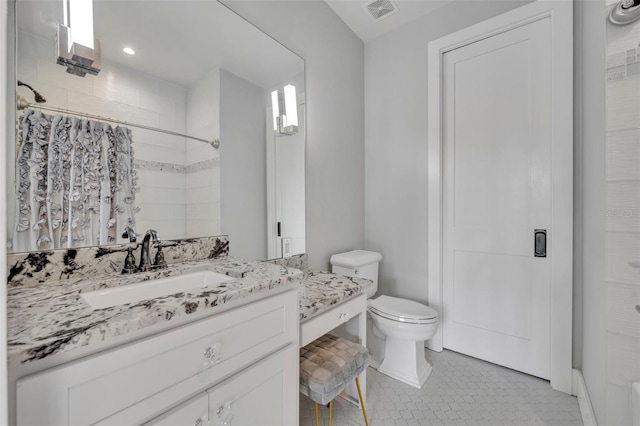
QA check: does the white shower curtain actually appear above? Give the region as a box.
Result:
[12,108,138,252]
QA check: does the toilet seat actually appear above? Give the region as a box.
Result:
[369,295,438,324]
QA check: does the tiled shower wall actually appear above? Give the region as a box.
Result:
[186,71,221,238]
[11,30,220,246]
[604,6,640,424]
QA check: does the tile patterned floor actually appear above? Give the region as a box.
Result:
[300,349,583,426]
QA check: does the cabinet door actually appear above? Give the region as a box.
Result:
[16,290,298,426]
[147,393,208,426]
[208,344,298,426]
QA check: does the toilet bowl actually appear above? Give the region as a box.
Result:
[330,250,440,389]
[369,295,438,388]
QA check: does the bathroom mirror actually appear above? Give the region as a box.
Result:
[8,0,305,260]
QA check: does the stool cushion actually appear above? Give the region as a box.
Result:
[299,334,369,405]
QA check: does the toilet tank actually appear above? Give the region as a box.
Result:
[330,250,382,293]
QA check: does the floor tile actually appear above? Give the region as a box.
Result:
[299,349,583,426]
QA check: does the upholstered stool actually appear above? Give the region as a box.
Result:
[300,334,370,426]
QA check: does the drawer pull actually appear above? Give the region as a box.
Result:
[194,417,210,426]
[215,402,232,425]
[339,312,350,322]
[203,343,222,366]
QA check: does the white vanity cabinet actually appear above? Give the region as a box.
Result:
[148,394,209,426]
[16,290,298,426]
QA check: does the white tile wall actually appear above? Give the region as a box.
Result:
[134,142,186,165]
[605,181,640,232]
[136,169,186,190]
[606,332,640,387]
[605,17,640,425]
[606,129,640,180]
[606,76,640,131]
[606,382,634,426]
[606,232,640,288]
[185,70,221,238]
[606,281,640,338]
[187,184,221,204]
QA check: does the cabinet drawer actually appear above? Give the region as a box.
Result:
[17,290,297,426]
[207,343,298,426]
[146,393,208,426]
[300,293,366,346]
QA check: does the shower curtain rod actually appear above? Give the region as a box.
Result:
[19,102,220,149]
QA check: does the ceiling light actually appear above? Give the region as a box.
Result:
[123,47,135,55]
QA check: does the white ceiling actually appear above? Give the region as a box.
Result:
[325,0,454,42]
[16,1,303,89]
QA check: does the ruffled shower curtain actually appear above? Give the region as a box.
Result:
[13,108,138,252]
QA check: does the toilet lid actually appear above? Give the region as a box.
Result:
[369,295,438,323]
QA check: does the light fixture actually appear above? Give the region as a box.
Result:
[57,0,101,77]
[271,84,298,136]
[123,47,136,55]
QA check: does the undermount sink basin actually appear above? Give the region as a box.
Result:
[81,270,235,309]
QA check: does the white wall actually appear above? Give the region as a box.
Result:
[222,0,365,270]
[220,69,267,259]
[576,0,607,423]
[604,3,640,424]
[363,1,529,304]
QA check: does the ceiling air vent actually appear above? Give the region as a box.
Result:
[362,0,399,23]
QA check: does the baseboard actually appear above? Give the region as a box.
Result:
[573,368,597,426]
[368,358,381,370]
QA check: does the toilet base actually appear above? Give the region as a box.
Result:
[377,338,432,389]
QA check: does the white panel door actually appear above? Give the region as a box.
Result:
[442,17,552,379]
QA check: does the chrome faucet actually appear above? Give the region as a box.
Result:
[138,229,161,272]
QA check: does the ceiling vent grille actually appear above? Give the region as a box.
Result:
[362,0,399,23]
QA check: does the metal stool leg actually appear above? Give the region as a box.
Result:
[328,400,333,426]
[355,377,369,426]
[315,402,320,426]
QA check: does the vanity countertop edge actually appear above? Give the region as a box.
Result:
[7,256,302,368]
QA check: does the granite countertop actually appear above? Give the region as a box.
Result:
[7,257,302,367]
[298,271,373,322]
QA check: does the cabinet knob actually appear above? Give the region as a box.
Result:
[194,416,210,426]
[215,402,233,425]
[339,312,349,322]
[203,343,222,366]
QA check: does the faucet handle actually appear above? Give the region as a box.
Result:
[155,246,167,269]
[121,226,138,243]
[122,248,137,274]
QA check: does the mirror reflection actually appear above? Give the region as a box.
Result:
[9,0,305,259]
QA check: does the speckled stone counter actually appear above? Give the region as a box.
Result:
[298,271,373,322]
[7,257,301,367]
[266,253,374,322]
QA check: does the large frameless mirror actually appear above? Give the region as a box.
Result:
[8,0,305,260]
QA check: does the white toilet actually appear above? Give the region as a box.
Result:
[330,250,439,389]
